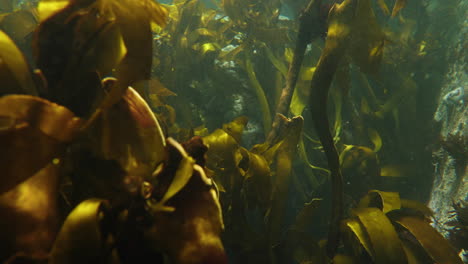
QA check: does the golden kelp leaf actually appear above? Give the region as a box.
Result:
[199,42,219,56]
[88,23,127,79]
[37,0,69,22]
[342,218,373,258]
[401,239,423,264]
[203,118,245,192]
[367,128,382,152]
[394,216,463,264]
[358,190,401,213]
[0,163,61,259]
[377,0,390,16]
[391,0,407,17]
[49,199,115,264]
[149,138,195,212]
[0,95,82,194]
[0,30,37,95]
[94,87,166,176]
[340,145,378,171]
[146,165,227,264]
[353,207,407,264]
[222,115,248,143]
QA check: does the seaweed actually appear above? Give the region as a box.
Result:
[0,0,463,263]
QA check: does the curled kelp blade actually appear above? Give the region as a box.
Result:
[393,215,463,264]
[90,87,166,177]
[34,0,123,116]
[146,159,227,264]
[0,30,37,96]
[148,138,194,212]
[49,199,118,264]
[341,218,373,259]
[351,207,408,264]
[358,190,401,214]
[0,95,81,194]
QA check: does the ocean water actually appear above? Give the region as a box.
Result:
[0,0,466,263]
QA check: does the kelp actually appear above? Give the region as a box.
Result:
[0,30,37,96]
[0,0,229,263]
[34,0,167,116]
[266,0,325,144]
[0,163,61,262]
[341,191,463,264]
[0,95,81,194]
[0,0,459,262]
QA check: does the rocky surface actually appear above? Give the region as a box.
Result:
[428,0,467,261]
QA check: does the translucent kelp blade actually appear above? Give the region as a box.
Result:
[112,0,168,90]
[203,117,246,193]
[92,87,166,176]
[0,95,82,194]
[149,138,195,212]
[37,0,69,22]
[358,190,401,214]
[352,207,408,264]
[221,116,248,143]
[367,128,382,152]
[49,199,118,264]
[342,218,373,259]
[0,30,37,96]
[394,215,463,264]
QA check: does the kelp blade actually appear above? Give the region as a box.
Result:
[0,30,37,96]
[0,95,81,194]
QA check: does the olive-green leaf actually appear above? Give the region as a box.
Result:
[49,199,115,264]
[394,215,463,264]
[353,207,407,264]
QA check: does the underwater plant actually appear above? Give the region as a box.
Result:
[0,0,464,263]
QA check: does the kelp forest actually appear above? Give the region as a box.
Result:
[0,0,466,263]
